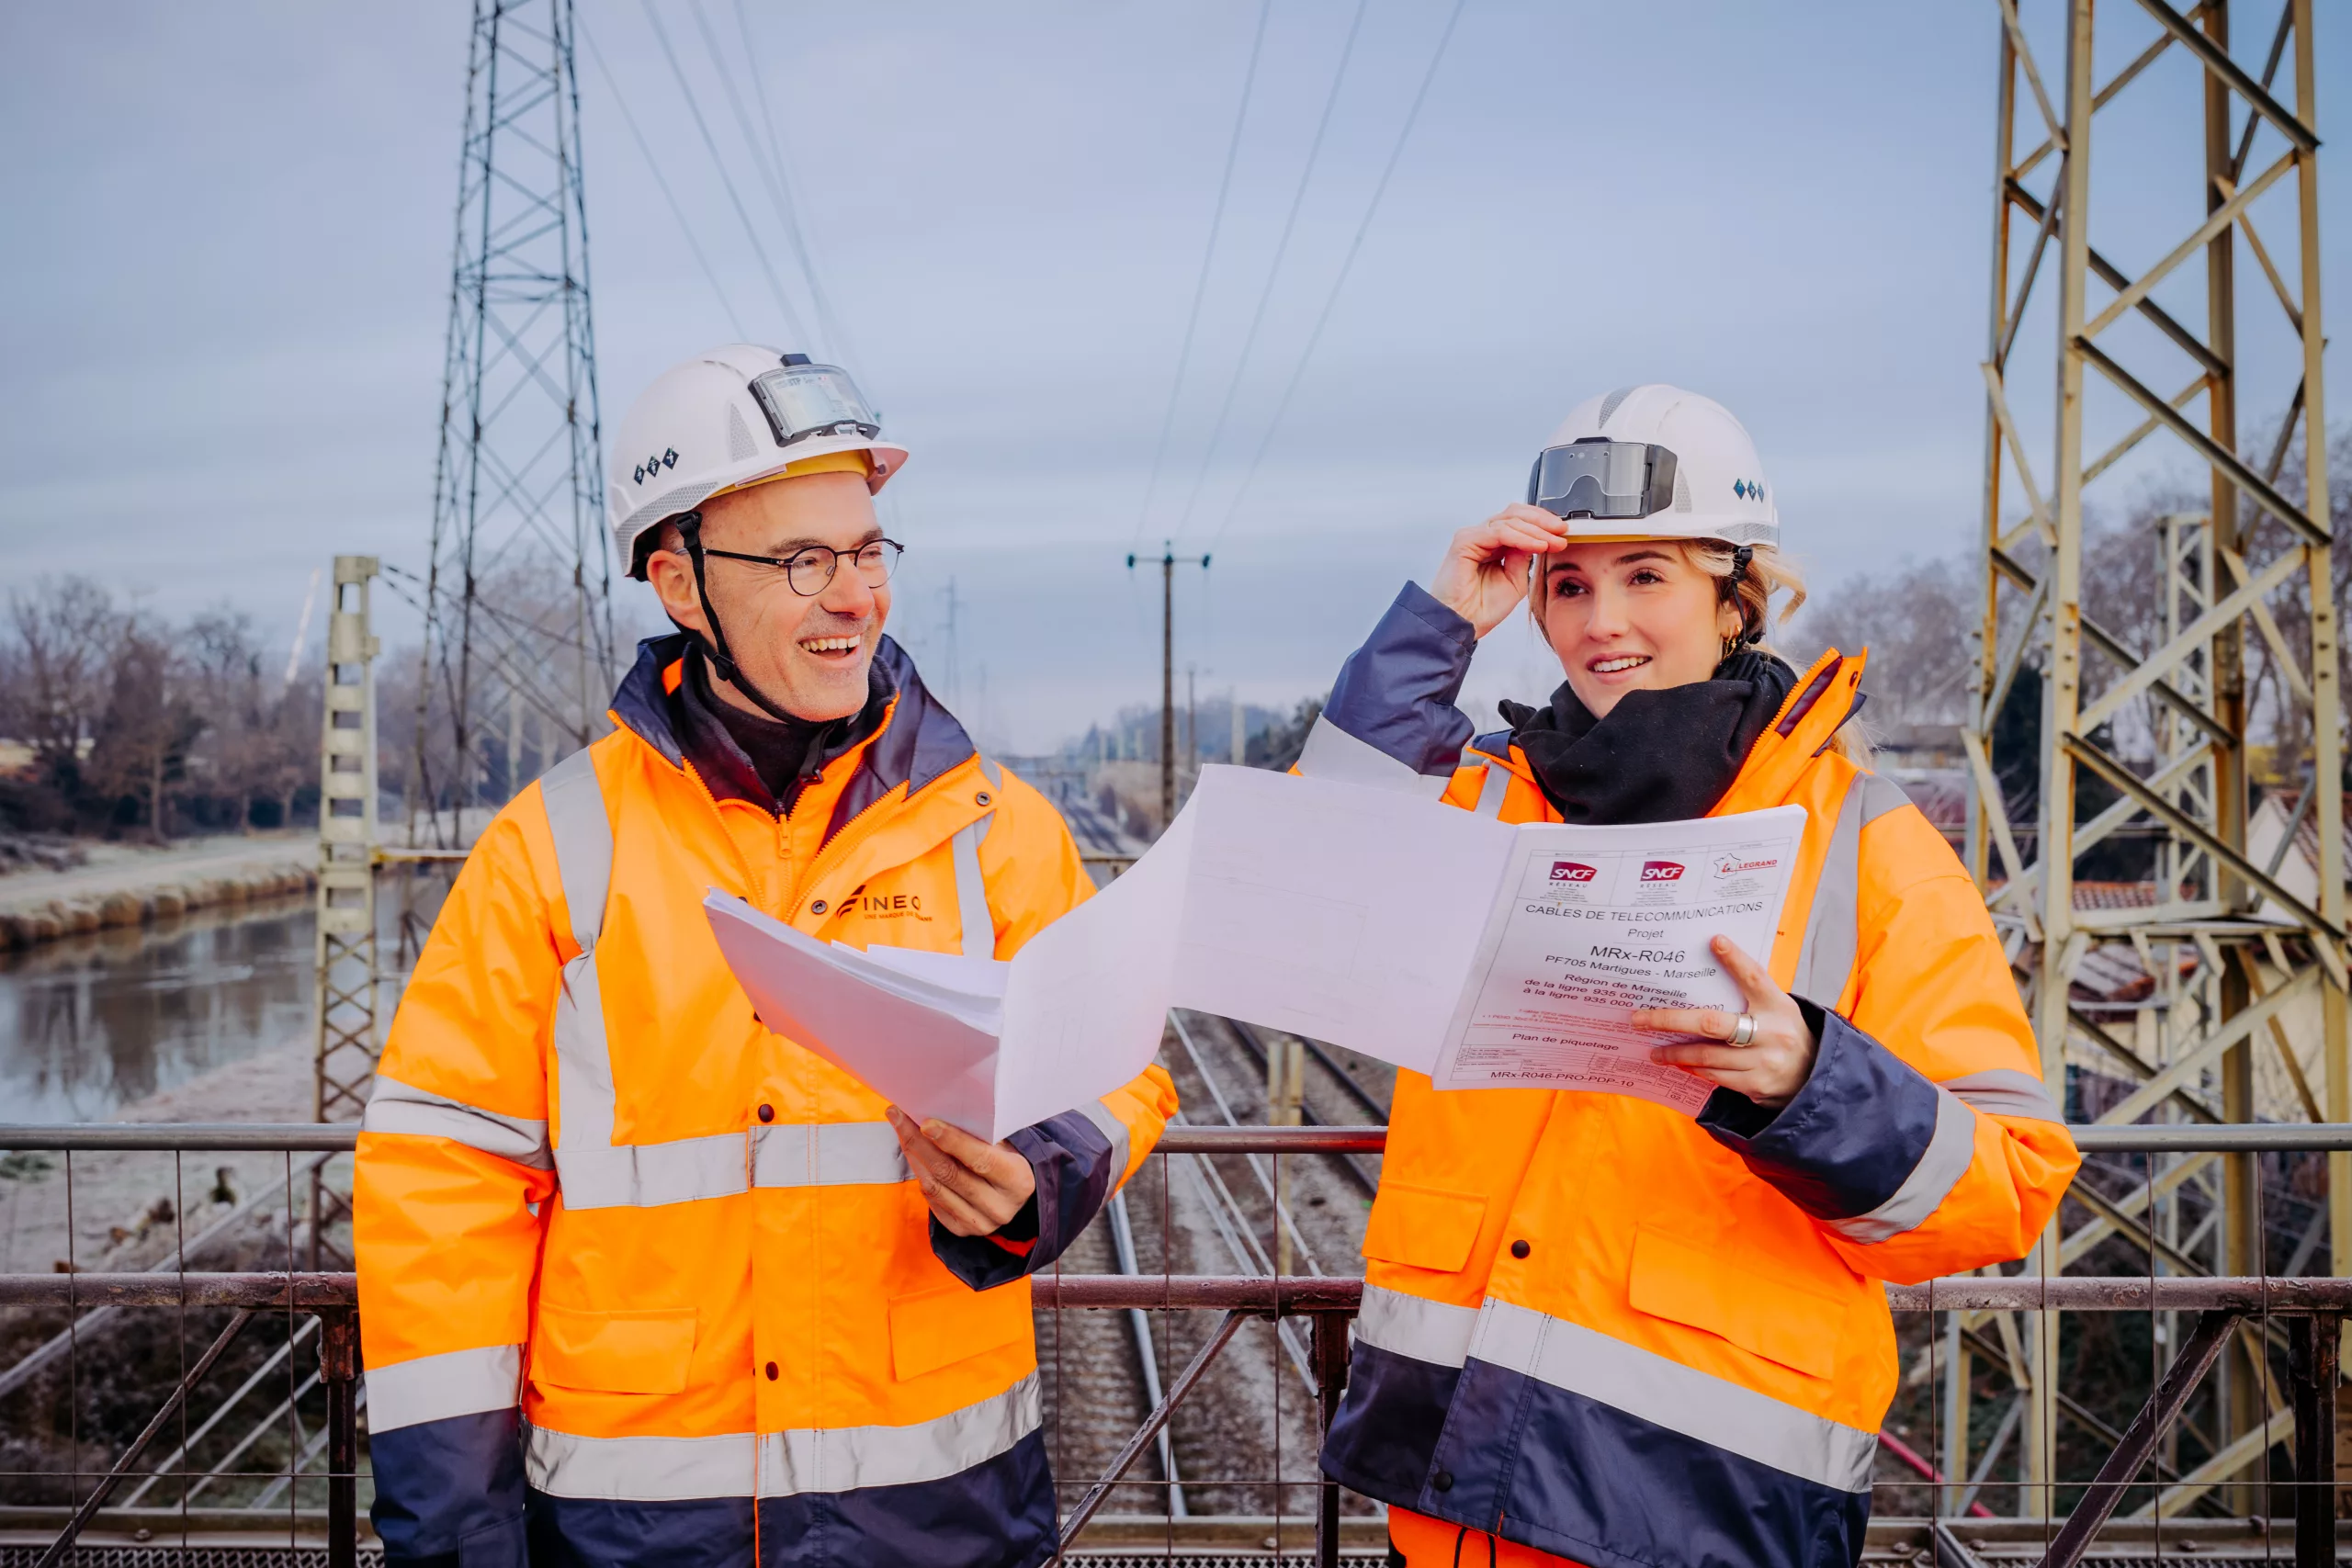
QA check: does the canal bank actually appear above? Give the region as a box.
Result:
[0,836,315,951]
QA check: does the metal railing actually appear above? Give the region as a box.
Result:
[1,1121,2348,1567]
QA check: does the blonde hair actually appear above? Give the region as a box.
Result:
[1529,540,1872,767]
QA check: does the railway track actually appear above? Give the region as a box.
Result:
[1035,769,1396,1534]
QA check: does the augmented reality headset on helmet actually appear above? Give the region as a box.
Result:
[748,355,880,450]
[1526,438,1679,523]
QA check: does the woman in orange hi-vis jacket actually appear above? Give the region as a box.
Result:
[355,346,1177,1568]
[1299,385,2078,1568]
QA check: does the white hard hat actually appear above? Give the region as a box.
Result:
[1527,384,1778,550]
[608,344,910,579]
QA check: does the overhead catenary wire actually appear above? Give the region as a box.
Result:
[684,0,842,359]
[580,17,748,339]
[637,0,814,346]
[1170,0,1374,543]
[1208,0,1469,551]
[1132,0,1276,546]
[727,0,858,368]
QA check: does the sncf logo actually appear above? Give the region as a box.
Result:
[1548,861,1598,883]
[1639,861,1685,882]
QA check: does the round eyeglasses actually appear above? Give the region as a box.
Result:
[687,535,904,597]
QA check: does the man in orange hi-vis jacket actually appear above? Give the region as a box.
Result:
[355,345,1178,1568]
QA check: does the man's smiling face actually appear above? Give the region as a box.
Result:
[647,469,889,723]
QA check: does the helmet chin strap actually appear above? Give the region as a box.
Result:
[674,512,820,727]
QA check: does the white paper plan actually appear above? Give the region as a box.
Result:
[703,765,1810,1139]
[1427,807,1807,1111]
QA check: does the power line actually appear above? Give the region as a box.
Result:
[579,17,747,339]
[1132,0,1275,545]
[683,0,836,357]
[1208,0,1468,551]
[1169,0,1373,543]
[728,0,858,368]
[637,0,813,344]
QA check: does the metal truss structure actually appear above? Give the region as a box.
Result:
[313,556,383,1134]
[408,0,613,843]
[1965,0,2346,1517]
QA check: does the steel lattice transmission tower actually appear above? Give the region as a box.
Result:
[410,0,614,843]
[1964,0,2344,1517]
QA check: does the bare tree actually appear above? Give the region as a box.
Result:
[84,617,203,843]
[2,576,124,778]
[1788,556,1974,730]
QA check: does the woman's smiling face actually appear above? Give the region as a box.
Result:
[1537,541,1742,718]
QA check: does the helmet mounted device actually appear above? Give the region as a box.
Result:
[1527,439,1680,523]
[748,355,881,451]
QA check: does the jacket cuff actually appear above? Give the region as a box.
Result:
[930,1106,1119,1290]
[1299,582,1477,794]
[369,1408,527,1566]
[1697,1003,1976,1246]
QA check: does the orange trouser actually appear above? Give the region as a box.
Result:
[1390,1507,1587,1566]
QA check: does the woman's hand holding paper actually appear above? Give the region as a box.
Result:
[1632,934,1819,1107]
[886,1105,1040,1236]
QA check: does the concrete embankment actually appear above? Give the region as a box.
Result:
[0,837,315,951]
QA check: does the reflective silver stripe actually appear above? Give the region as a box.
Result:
[558,1132,750,1210]
[1792,776,1864,1005]
[559,1122,914,1210]
[539,747,613,953]
[952,813,995,959]
[1296,715,1450,800]
[1467,1298,1876,1494]
[1470,761,1510,818]
[1942,1068,2064,1124]
[365,1344,521,1433]
[751,1121,912,1188]
[1856,771,1911,825]
[761,1373,1040,1498]
[523,1375,1042,1501]
[364,1075,553,1169]
[1080,1097,1131,1184]
[1826,1086,1977,1246]
[1355,1283,1477,1370]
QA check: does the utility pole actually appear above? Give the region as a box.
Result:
[1230,689,1246,765]
[1126,542,1209,832]
[940,578,966,707]
[1186,665,1198,786]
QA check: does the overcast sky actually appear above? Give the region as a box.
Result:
[2,2,2345,750]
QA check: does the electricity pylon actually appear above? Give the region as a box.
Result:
[409,0,614,845]
[1963,0,2343,1518]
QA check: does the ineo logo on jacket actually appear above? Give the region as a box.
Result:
[1638,861,1684,882]
[1548,861,1598,883]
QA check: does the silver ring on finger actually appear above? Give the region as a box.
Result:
[1727,1012,1757,1046]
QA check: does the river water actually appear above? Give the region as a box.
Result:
[0,897,320,1124]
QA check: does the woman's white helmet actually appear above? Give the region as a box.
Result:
[607,344,910,580]
[1528,384,1778,550]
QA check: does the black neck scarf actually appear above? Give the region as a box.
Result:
[673,645,887,817]
[1498,649,1799,825]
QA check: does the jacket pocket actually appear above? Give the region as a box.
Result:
[1361,1183,1487,1274]
[890,1280,1032,1381]
[531,1303,697,1395]
[1626,1224,1844,1381]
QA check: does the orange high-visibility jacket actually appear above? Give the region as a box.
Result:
[356,635,1177,1568]
[1304,586,2078,1568]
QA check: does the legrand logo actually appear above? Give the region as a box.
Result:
[1549,861,1598,883]
[1639,861,1685,882]
[1711,852,1781,876]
